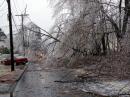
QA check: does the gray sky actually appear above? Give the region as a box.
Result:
[0,0,54,34]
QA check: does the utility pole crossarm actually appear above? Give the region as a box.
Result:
[15,14,29,16]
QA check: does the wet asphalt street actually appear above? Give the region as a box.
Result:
[14,63,92,97]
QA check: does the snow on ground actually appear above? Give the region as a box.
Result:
[81,80,130,96]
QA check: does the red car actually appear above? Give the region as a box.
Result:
[1,55,28,65]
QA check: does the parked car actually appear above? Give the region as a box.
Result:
[1,54,28,65]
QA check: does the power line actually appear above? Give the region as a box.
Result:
[20,16,59,41]
[12,0,21,21]
[12,14,19,33]
[0,10,7,17]
[12,1,19,13]
[27,16,53,37]
[15,0,21,12]
[0,2,7,12]
[21,0,27,13]
[0,8,7,12]
[26,17,60,43]
[0,0,5,8]
[24,26,60,42]
[0,25,21,28]
[0,0,7,17]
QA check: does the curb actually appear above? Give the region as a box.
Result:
[0,63,29,97]
[9,63,29,97]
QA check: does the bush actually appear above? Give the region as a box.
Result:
[0,47,10,54]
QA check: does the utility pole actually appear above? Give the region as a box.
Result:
[6,0,15,71]
[16,8,29,56]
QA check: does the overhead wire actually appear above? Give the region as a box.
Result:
[12,14,19,33]
[0,0,7,19]
[0,0,7,13]
[13,0,21,12]
[27,16,55,39]
[0,0,5,8]
[12,0,21,21]
[0,7,7,12]
[26,17,76,54]
[0,0,21,36]
[0,25,21,28]
[0,10,7,17]
[11,0,26,36]
[25,26,60,42]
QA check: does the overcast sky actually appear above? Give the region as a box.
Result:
[0,0,54,34]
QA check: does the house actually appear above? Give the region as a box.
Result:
[14,22,42,54]
[0,28,7,48]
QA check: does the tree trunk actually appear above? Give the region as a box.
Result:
[102,34,107,55]
[119,18,130,53]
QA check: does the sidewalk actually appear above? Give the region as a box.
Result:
[0,64,27,97]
